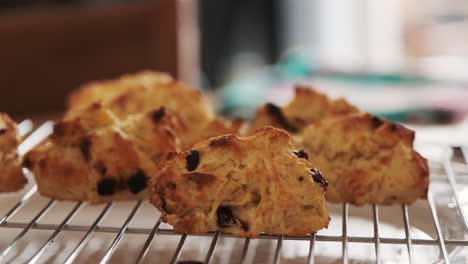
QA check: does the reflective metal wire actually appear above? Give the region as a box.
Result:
[99,200,143,264]
[372,205,381,264]
[0,122,467,263]
[402,205,414,263]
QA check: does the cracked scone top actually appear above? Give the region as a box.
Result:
[150,127,330,238]
[65,71,217,149]
[297,113,429,205]
[24,104,184,203]
[249,86,359,134]
[0,113,26,192]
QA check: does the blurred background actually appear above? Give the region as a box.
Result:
[1,0,468,131]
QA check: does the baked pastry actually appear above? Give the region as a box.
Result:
[248,86,359,134]
[181,118,244,149]
[150,127,330,238]
[24,104,183,203]
[65,71,215,147]
[296,113,429,205]
[0,113,26,192]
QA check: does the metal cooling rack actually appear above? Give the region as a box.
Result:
[0,121,467,264]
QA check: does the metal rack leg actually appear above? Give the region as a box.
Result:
[99,200,143,264]
[307,233,316,264]
[169,234,188,264]
[273,234,284,264]
[0,199,55,263]
[204,231,220,264]
[401,205,414,264]
[135,217,162,264]
[27,201,83,264]
[239,238,250,264]
[372,205,381,264]
[63,202,113,264]
[342,203,349,264]
[442,152,468,233]
[0,185,37,225]
[427,191,450,263]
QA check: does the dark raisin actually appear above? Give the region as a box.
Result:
[292,150,309,160]
[23,157,33,169]
[177,261,204,264]
[309,168,328,190]
[298,176,304,182]
[217,206,237,227]
[371,115,384,128]
[390,123,398,131]
[265,103,298,133]
[209,136,230,147]
[160,197,171,214]
[186,150,200,171]
[151,107,166,122]
[97,178,116,196]
[0,129,7,135]
[127,170,148,194]
[93,161,107,175]
[168,182,176,190]
[239,219,249,231]
[79,136,92,161]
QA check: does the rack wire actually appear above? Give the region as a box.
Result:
[0,121,467,264]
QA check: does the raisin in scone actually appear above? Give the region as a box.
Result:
[24,104,183,203]
[297,113,429,205]
[65,71,215,144]
[249,86,359,134]
[150,127,329,238]
[0,113,26,192]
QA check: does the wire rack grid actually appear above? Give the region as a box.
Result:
[0,121,467,264]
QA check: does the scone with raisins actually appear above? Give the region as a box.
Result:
[182,118,244,149]
[248,86,359,134]
[0,113,26,192]
[297,113,429,205]
[150,127,329,238]
[65,71,215,148]
[24,104,183,203]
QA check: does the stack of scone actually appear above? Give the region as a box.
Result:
[9,71,429,238]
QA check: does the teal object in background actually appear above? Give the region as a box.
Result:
[219,52,436,122]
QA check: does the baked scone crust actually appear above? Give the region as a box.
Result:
[249,86,359,134]
[0,113,26,192]
[182,118,244,150]
[150,127,329,238]
[24,104,182,203]
[297,113,429,205]
[65,71,215,138]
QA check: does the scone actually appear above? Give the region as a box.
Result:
[249,86,359,134]
[297,113,429,205]
[150,127,329,238]
[0,113,26,192]
[65,71,215,148]
[24,104,183,203]
[182,118,244,149]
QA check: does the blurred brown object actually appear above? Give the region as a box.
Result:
[0,0,199,119]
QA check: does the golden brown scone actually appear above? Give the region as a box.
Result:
[0,113,26,192]
[24,104,183,203]
[297,113,429,206]
[181,118,244,150]
[249,86,359,134]
[150,127,329,238]
[65,71,215,139]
